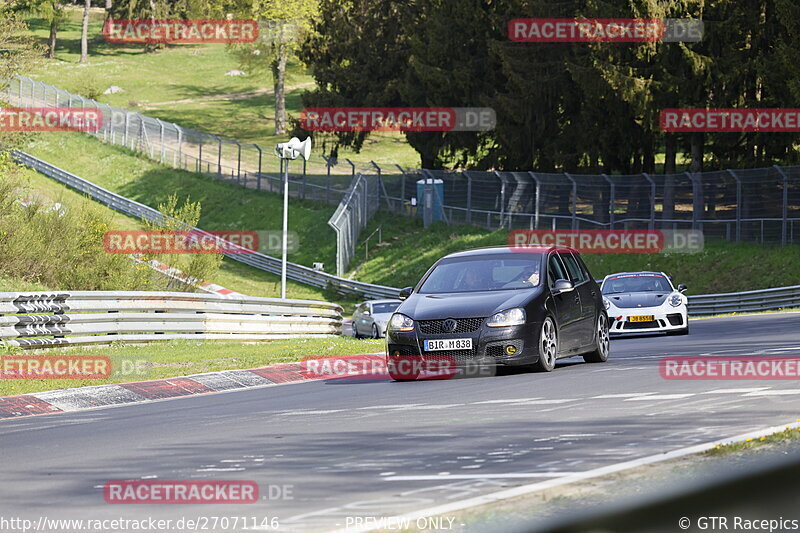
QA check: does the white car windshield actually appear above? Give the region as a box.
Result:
[603,274,672,294]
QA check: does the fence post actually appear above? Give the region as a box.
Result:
[774,165,789,246]
[724,169,742,241]
[395,164,407,209]
[324,156,333,205]
[302,157,307,199]
[255,144,262,190]
[685,171,702,231]
[464,171,473,224]
[198,139,204,174]
[601,174,615,229]
[213,135,221,178]
[346,158,355,178]
[564,173,578,229]
[176,126,184,170]
[642,172,656,230]
[236,140,242,184]
[528,172,541,229]
[123,112,130,147]
[495,171,507,229]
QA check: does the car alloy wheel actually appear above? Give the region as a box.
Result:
[584,314,610,363]
[534,317,557,372]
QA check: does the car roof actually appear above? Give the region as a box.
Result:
[442,245,577,259]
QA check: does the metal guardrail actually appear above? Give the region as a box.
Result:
[687,285,800,316]
[10,150,400,300]
[0,291,343,348]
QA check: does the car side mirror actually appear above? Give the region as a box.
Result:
[398,287,413,300]
[678,284,688,293]
[363,309,371,316]
[552,279,574,295]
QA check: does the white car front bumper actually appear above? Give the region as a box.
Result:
[607,305,688,335]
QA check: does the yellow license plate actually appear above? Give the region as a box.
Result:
[629,315,654,322]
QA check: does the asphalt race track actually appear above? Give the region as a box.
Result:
[2,313,800,532]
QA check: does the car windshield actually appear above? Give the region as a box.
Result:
[371,302,400,314]
[603,274,673,294]
[418,254,544,294]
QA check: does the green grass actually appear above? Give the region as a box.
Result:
[24,8,421,168]
[0,336,384,396]
[705,426,800,455]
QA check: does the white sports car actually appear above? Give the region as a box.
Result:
[601,271,689,335]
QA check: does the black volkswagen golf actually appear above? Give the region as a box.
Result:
[385,246,609,380]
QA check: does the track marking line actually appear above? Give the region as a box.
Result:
[702,388,770,394]
[335,419,800,533]
[471,398,541,404]
[743,390,800,396]
[382,473,579,481]
[591,393,657,399]
[624,393,695,401]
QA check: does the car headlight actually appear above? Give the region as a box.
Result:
[603,297,611,310]
[487,308,526,327]
[669,294,683,307]
[388,313,414,332]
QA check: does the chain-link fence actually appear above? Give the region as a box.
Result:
[328,173,382,277]
[7,75,800,277]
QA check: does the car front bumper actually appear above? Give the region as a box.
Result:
[385,321,542,367]
[607,306,688,335]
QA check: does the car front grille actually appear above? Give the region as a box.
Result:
[388,344,419,356]
[623,320,660,330]
[423,350,478,363]
[418,318,484,335]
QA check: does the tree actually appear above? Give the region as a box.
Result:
[224,0,317,136]
[11,0,65,58]
[80,0,90,63]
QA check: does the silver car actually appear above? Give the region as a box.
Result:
[352,299,402,338]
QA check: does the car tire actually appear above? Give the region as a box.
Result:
[353,325,361,339]
[372,324,380,339]
[583,313,610,363]
[533,316,557,372]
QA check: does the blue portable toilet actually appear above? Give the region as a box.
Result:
[416,178,444,223]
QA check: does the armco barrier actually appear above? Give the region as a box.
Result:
[687,285,800,316]
[0,291,343,348]
[10,150,400,300]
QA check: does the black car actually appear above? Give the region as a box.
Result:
[385,246,609,380]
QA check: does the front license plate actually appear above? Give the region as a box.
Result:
[629,315,655,322]
[424,338,473,351]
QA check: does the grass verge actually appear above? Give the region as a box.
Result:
[0,336,383,396]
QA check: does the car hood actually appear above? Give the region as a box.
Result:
[606,292,670,309]
[399,288,541,320]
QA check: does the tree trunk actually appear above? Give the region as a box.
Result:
[689,132,703,173]
[80,0,90,64]
[272,44,288,136]
[48,20,58,59]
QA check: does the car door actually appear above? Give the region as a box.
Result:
[559,251,596,348]
[352,304,366,336]
[547,253,581,353]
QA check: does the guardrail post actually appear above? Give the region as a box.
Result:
[774,165,789,246]
[564,172,578,230]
